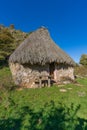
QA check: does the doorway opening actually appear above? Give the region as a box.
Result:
[49,63,55,79]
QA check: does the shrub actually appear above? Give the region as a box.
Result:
[80,54,87,66]
[0,100,86,130]
[74,65,87,77]
[0,67,18,91]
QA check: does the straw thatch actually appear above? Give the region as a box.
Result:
[9,27,75,66]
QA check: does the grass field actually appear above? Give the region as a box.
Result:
[0,67,87,130]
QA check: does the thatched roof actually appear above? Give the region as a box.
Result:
[9,27,75,66]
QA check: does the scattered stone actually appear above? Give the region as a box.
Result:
[77,91,86,97]
[57,85,65,87]
[67,88,72,90]
[75,83,83,87]
[59,89,67,92]
[63,81,71,84]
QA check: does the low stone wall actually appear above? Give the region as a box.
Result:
[54,64,74,82]
[9,63,49,88]
[9,63,74,88]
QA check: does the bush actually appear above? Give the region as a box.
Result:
[80,54,87,66]
[74,65,87,77]
[0,67,18,91]
[0,28,15,63]
[0,100,87,130]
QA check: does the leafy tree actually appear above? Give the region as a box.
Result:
[79,54,87,66]
[0,24,28,66]
[0,28,15,63]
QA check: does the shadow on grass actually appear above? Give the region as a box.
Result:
[0,101,87,130]
[0,60,8,69]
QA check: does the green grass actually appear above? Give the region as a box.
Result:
[0,66,12,85]
[6,84,87,119]
[0,67,87,129]
[76,77,87,86]
[0,66,17,90]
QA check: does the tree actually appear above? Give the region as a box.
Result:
[79,54,87,66]
[0,24,28,66]
[0,28,15,63]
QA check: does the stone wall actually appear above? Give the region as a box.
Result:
[54,64,74,82]
[9,63,49,88]
[9,63,74,88]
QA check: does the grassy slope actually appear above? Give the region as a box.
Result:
[0,67,15,89]
[0,67,87,129]
[11,83,87,119]
[0,67,87,118]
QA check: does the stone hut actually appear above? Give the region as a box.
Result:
[9,27,75,88]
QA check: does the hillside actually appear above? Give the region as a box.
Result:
[0,24,29,65]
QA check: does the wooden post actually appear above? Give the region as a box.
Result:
[39,76,42,88]
[48,76,51,87]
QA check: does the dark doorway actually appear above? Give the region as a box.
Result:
[49,63,55,79]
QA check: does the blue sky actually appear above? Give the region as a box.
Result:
[0,0,87,63]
